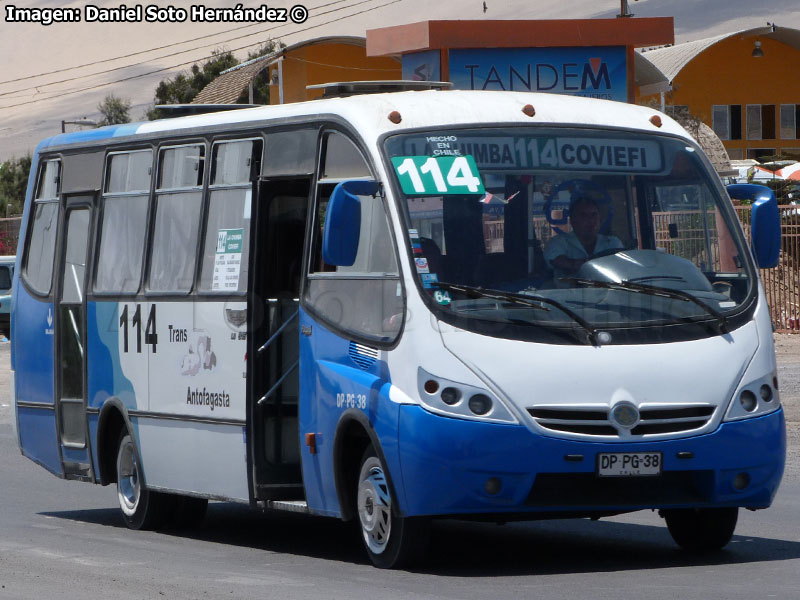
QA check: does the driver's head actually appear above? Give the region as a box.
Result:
[569,196,601,243]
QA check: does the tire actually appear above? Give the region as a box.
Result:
[663,507,739,552]
[356,448,429,569]
[115,432,172,530]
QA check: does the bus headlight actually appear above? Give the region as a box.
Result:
[417,367,517,424]
[724,372,781,422]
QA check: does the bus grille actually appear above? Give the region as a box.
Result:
[527,404,716,438]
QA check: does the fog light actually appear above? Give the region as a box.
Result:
[424,379,439,394]
[485,477,502,495]
[733,472,750,490]
[441,387,461,405]
[739,390,757,412]
[760,384,773,402]
[468,394,493,415]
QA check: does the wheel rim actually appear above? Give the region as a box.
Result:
[357,460,392,555]
[116,437,140,517]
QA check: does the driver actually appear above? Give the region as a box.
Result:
[544,196,623,280]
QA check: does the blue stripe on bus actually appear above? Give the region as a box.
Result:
[17,406,61,477]
[86,302,135,410]
[396,405,785,516]
[37,123,141,150]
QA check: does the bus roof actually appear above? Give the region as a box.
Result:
[37,90,690,152]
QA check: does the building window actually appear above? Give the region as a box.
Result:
[780,104,800,139]
[746,148,776,160]
[780,148,800,161]
[747,105,776,140]
[712,105,741,140]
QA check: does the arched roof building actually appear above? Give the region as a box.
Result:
[639,25,800,161]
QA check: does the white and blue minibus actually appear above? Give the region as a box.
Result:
[11,87,784,568]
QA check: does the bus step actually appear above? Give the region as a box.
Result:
[63,461,92,481]
[267,500,310,514]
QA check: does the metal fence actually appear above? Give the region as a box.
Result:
[735,205,800,333]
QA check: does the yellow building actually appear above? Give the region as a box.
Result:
[638,25,800,160]
[192,36,400,106]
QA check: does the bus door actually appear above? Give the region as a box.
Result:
[247,176,310,500]
[54,195,94,481]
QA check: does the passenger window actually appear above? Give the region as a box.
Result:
[199,139,262,292]
[149,144,205,292]
[305,132,402,344]
[95,150,152,294]
[23,159,60,295]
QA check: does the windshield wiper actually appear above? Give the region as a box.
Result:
[561,277,729,333]
[436,282,601,346]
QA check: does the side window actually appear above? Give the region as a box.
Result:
[95,150,152,294]
[199,139,262,292]
[148,144,205,293]
[305,132,402,344]
[23,159,61,294]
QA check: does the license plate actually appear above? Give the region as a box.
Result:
[597,452,662,477]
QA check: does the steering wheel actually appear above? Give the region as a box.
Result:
[543,178,614,235]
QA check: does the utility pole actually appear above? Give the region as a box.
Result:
[617,0,634,18]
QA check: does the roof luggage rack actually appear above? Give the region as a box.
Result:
[153,104,259,118]
[306,80,452,98]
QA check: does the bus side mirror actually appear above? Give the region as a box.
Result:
[727,184,781,268]
[322,180,380,267]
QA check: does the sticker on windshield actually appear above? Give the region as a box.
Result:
[421,273,439,289]
[433,290,451,305]
[392,155,485,195]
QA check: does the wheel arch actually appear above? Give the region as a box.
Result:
[96,398,135,486]
[333,409,402,522]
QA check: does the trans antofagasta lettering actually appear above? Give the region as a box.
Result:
[421,136,661,171]
[187,387,231,411]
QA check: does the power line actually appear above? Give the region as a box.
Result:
[0,0,406,111]
[0,0,353,87]
[0,0,378,99]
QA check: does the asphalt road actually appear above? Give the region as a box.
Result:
[1,336,799,599]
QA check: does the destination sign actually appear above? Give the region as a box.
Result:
[397,135,663,172]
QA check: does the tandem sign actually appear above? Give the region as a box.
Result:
[449,47,628,102]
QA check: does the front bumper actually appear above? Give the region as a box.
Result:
[396,405,785,517]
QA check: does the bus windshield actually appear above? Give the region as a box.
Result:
[385,127,752,336]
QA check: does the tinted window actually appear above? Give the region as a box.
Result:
[305,132,401,344]
[24,159,60,294]
[199,139,262,292]
[149,145,204,292]
[95,151,152,294]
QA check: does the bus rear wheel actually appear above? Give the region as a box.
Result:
[356,448,429,569]
[115,432,172,530]
[662,507,738,552]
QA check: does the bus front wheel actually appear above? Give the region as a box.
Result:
[356,448,429,569]
[115,432,172,530]
[662,507,738,552]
